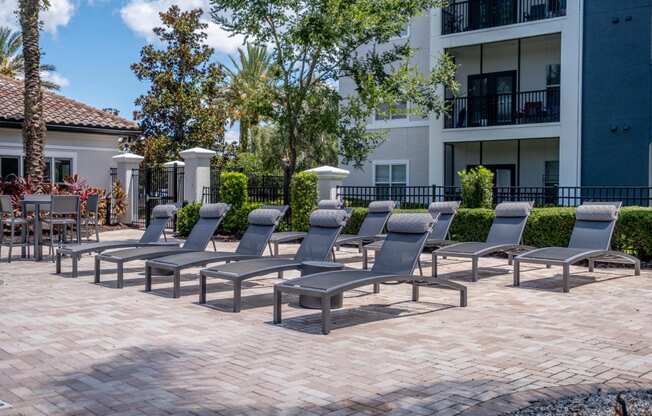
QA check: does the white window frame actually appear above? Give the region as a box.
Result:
[372,160,410,186]
[0,147,77,184]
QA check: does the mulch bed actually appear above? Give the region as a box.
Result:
[510,390,652,415]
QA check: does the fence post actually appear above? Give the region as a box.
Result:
[180,147,216,203]
[305,166,350,202]
[112,152,144,224]
[163,160,184,204]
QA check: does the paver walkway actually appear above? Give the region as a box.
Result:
[1,229,651,415]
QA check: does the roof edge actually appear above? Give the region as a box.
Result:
[0,120,142,137]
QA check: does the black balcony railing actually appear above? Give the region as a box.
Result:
[337,185,652,208]
[444,88,560,128]
[442,0,567,35]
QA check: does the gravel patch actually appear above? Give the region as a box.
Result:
[510,390,652,415]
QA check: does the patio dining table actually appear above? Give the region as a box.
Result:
[21,195,81,261]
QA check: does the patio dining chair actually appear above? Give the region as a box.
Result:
[0,195,30,262]
[44,195,80,261]
[82,194,100,242]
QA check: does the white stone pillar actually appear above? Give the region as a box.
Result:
[112,153,144,224]
[163,160,185,204]
[305,165,350,202]
[180,148,216,203]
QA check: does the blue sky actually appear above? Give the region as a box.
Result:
[1,0,242,126]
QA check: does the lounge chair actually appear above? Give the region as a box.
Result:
[198,208,349,312]
[94,203,230,288]
[361,201,461,270]
[433,202,533,281]
[267,200,343,256]
[273,213,468,335]
[513,202,641,292]
[55,204,178,277]
[143,208,285,298]
[331,201,395,260]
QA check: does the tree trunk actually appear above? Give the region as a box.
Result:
[20,0,47,190]
[239,118,249,153]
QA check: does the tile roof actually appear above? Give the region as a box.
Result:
[0,75,140,133]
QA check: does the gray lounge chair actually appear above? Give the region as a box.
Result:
[198,209,349,312]
[362,201,461,270]
[513,202,641,293]
[94,203,230,288]
[143,208,285,298]
[332,200,395,260]
[273,213,468,335]
[267,200,343,256]
[55,204,178,277]
[433,201,534,281]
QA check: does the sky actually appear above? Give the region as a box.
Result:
[0,0,243,131]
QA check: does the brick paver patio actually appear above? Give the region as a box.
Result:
[1,229,651,415]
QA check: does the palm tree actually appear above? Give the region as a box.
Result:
[0,26,60,90]
[19,0,48,189]
[226,44,274,152]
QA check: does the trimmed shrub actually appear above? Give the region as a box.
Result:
[458,166,493,209]
[222,202,263,236]
[290,171,318,231]
[176,202,201,237]
[338,206,652,261]
[220,172,248,210]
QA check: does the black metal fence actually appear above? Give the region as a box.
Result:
[202,173,285,205]
[133,165,184,228]
[445,88,560,129]
[337,185,652,208]
[442,0,567,35]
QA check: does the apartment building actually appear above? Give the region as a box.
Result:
[341,1,652,190]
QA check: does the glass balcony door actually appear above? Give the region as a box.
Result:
[469,0,517,31]
[468,71,517,127]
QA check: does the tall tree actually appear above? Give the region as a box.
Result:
[0,27,61,90]
[132,6,229,159]
[211,0,459,176]
[225,44,274,152]
[19,0,48,189]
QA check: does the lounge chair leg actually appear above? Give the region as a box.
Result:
[362,247,368,270]
[460,286,468,307]
[513,259,520,287]
[432,253,438,277]
[471,257,478,282]
[145,265,152,292]
[173,270,181,298]
[508,253,513,266]
[331,247,336,261]
[212,238,217,252]
[546,264,551,269]
[273,287,282,324]
[117,263,124,289]
[412,281,419,301]
[72,255,78,278]
[274,242,279,256]
[94,257,101,283]
[635,261,641,276]
[562,264,570,293]
[268,241,273,256]
[233,280,242,312]
[373,283,380,294]
[56,252,61,274]
[199,273,207,304]
[417,258,423,277]
[321,296,331,335]
[588,259,595,272]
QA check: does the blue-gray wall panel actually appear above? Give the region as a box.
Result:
[582,2,651,186]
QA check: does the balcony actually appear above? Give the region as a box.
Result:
[444,87,560,129]
[442,0,567,35]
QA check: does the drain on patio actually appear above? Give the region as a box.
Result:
[509,390,652,416]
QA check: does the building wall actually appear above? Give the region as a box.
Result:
[581,0,652,186]
[0,127,121,189]
[342,126,430,186]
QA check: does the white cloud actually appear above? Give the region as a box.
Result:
[120,0,244,54]
[0,0,75,34]
[41,71,70,88]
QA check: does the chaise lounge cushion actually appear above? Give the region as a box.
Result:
[495,202,532,218]
[151,204,177,218]
[318,200,344,209]
[575,204,618,222]
[429,201,460,216]
[386,213,434,234]
[199,203,229,218]
[248,208,282,226]
[309,209,348,228]
[367,201,396,213]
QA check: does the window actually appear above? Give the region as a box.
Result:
[54,158,72,183]
[375,101,408,121]
[374,163,407,186]
[0,156,20,180]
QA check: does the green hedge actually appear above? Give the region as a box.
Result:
[220,172,248,210]
[341,206,652,261]
[176,202,202,237]
[175,201,263,237]
[290,171,318,232]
